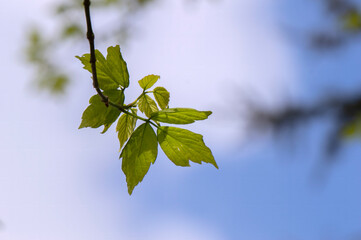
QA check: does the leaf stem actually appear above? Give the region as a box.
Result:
[125,93,143,108]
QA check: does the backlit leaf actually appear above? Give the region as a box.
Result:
[101,123,112,134]
[138,75,160,90]
[121,123,158,195]
[151,108,211,124]
[106,45,129,88]
[79,89,124,131]
[76,45,129,90]
[138,94,159,118]
[153,87,169,109]
[157,126,218,168]
[76,51,117,90]
[116,109,138,150]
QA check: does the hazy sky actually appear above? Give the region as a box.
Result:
[1,0,361,239]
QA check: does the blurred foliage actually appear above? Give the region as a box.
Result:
[248,91,361,155]
[253,0,361,155]
[25,0,158,95]
[26,29,69,93]
[311,0,361,49]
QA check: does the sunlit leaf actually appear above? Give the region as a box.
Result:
[79,89,124,131]
[121,123,158,195]
[76,45,129,90]
[116,109,138,150]
[101,123,113,134]
[138,94,159,118]
[138,75,160,90]
[76,52,117,90]
[153,87,169,109]
[157,126,218,168]
[106,45,129,88]
[151,108,211,124]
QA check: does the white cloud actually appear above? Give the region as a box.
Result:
[140,213,225,240]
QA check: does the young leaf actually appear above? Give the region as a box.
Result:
[157,126,218,168]
[76,45,129,90]
[76,51,118,90]
[101,123,112,134]
[151,108,212,124]
[121,123,158,195]
[116,109,138,150]
[79,89,124,131]
[138,75,160,90]
[153,87,170,109]
[138,94,159,118]
[105,45,129,88]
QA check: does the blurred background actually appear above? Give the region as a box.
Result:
[1,0,361,239]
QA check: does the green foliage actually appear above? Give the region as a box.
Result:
[79,89,124,132]
[138,94,159,118]
[26,29,70,94]
[76,45,129,90]
[116,109,137,150]
[151,108,212,124]
[157,127,218,168]
[138,74,160,90]
[121,123,158,195]
[153,87,170,109]
[78,45,217,195]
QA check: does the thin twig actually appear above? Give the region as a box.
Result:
[83,0,109,106]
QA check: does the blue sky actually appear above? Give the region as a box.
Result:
[1,0,361,239]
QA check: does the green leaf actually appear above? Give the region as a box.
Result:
[138,94,159,118]
[157,126,218,168]
[153,87,170,109]
[76,52,117,90]
[106,45,129,88]
[116,109,138,150]
[121,123,158,195]
[76,45,129,90]
[79,89,124,132]
[138,75,160,90]
[101,123,112,134]
[151,108,212,124]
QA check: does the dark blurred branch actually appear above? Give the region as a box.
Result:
[249,91,361,154]
[311,0,361,49]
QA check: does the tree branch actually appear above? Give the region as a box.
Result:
[83,0,109,106]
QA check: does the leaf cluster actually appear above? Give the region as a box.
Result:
[77,46,217,194]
